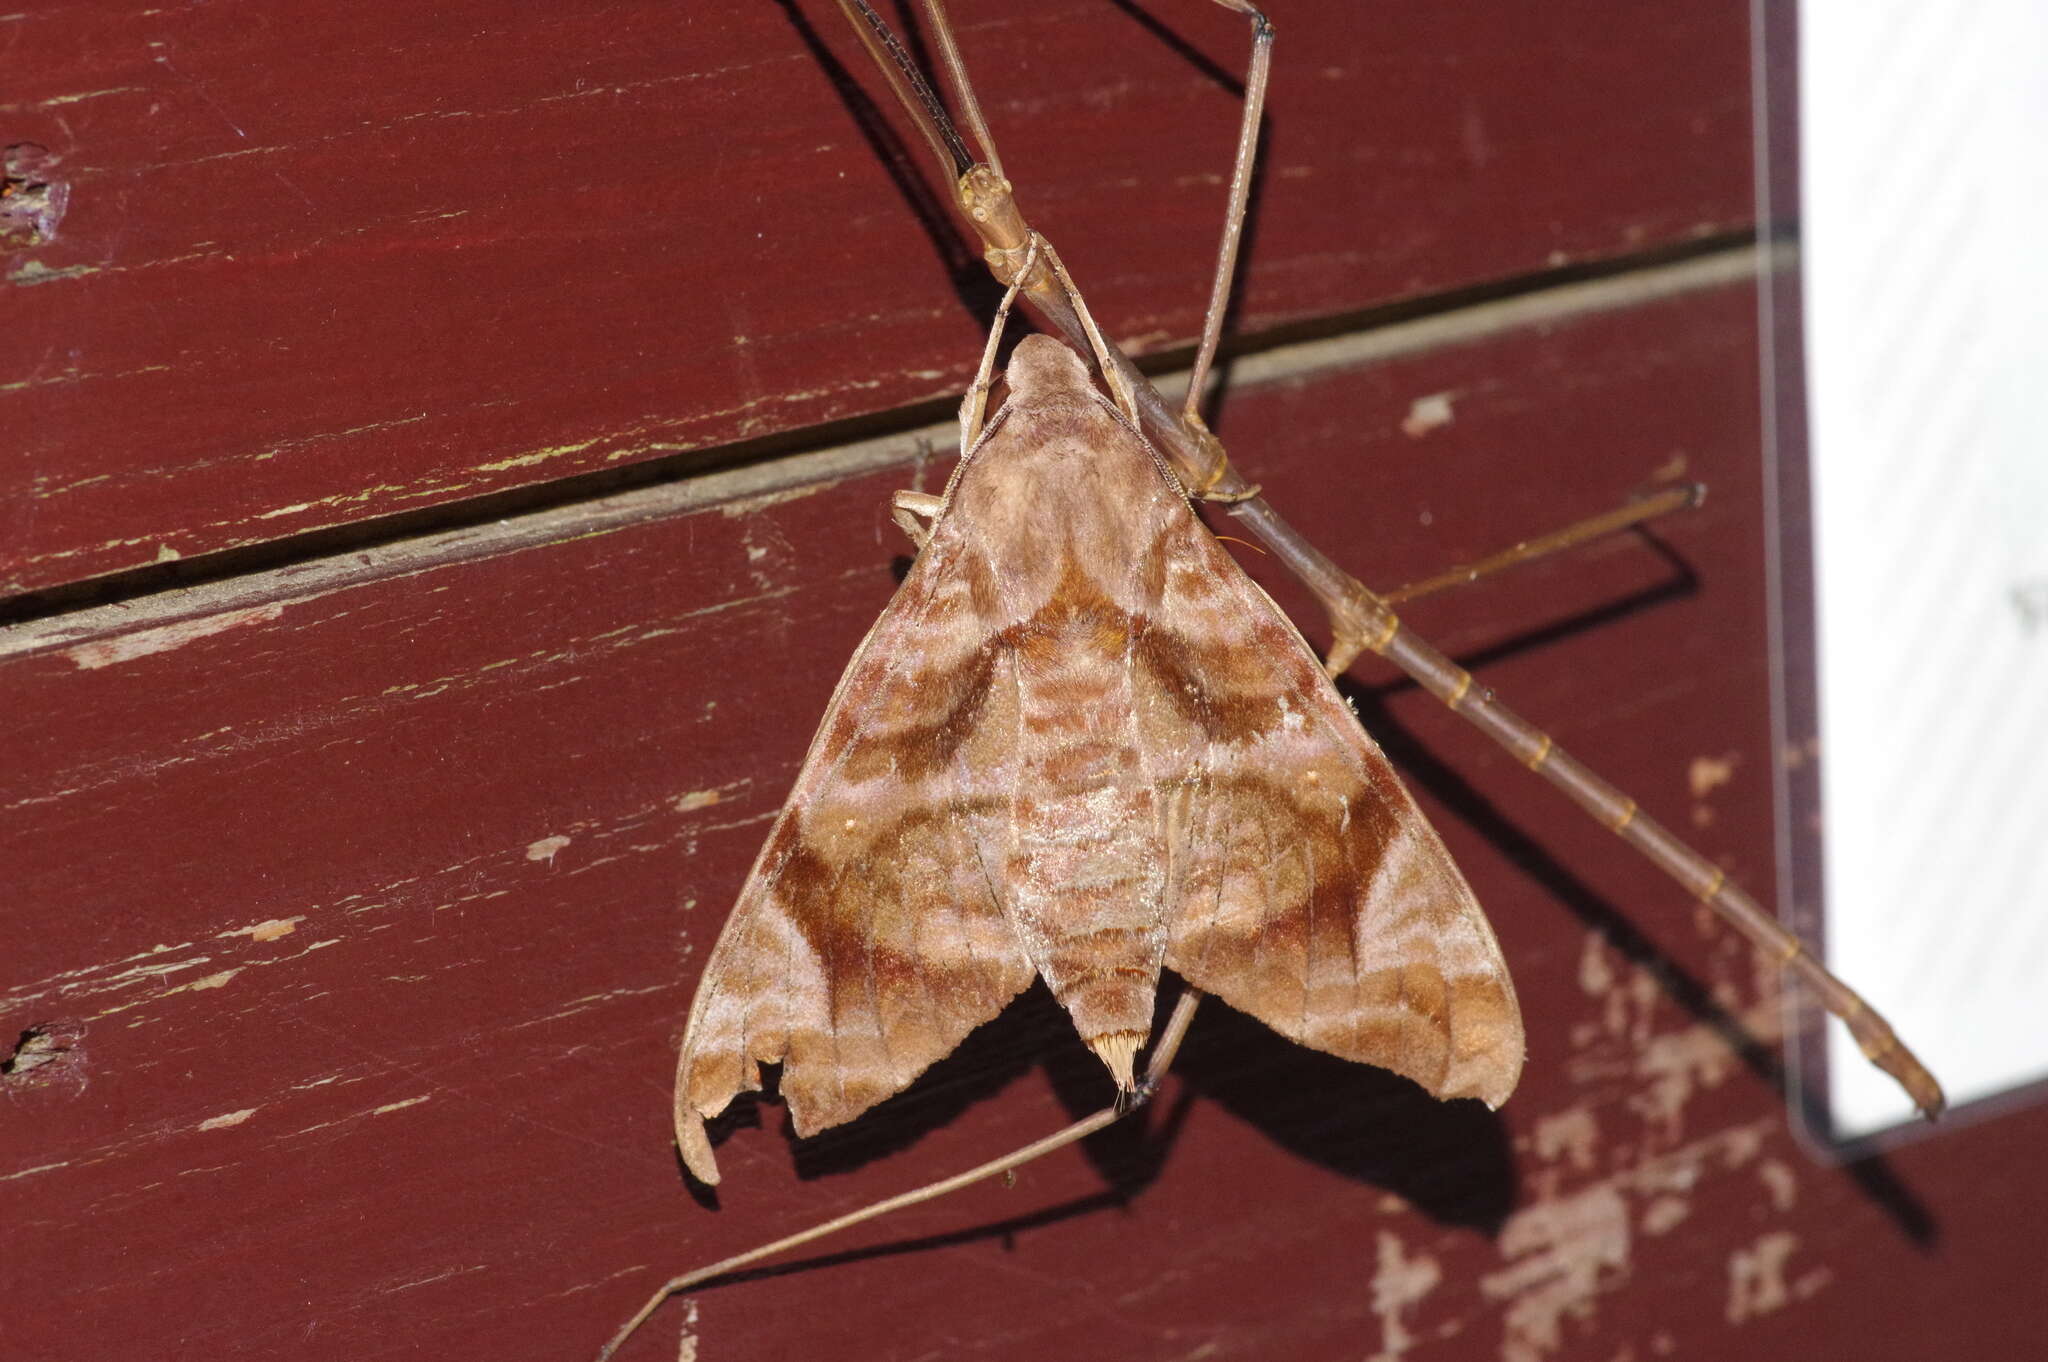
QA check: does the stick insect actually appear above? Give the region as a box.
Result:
[603,1,1941,1352]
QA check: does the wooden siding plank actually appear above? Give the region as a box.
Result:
[3,0,1749,596]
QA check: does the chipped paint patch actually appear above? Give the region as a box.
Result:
[526,835,572,863]
[676,1296,700,1362]
[373,1094,431,1116]
[1367,1231,1442,1362]
[1533,1108,1599,1173]
[1484,1120,1776,1358]
[476,435,600,473]
[673,790,720,813]
[1483,1184,1630,1362]
[91,965,243,1020]
[1687,751,1740,827]
[1757,1159,1797,1211]
[0,1161,71,1183]
[198,1107,257,1131]
[1577,932,1616,996]
[65,603,285,670]
[1401,391,1457,438]
[1727,1231,1800,1322]
[1687,752,1739,799]
[7,258,98,286]
[221,917,302,942]
[1639,1196,1689,1235]
[1630,1016,1751,1143]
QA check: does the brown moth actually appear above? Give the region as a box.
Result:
[672,332,1523,1185]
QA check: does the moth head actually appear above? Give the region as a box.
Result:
[1004,334,1094,405]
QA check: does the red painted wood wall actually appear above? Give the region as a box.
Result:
[5,3,2040,1359]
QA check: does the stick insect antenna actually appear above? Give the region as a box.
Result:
[841,0,976,180]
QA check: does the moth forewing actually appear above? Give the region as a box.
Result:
[673,334,1523,1184]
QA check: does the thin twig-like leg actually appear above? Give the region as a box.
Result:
[1179,1,1272,457]
[833,0,1942,1119]
[958,236,1043,451]
[597,990,1202,1362]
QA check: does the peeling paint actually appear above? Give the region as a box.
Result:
[1687,752,1739,799]
[673,790,720,812]
[0,1160,71,1183]
[676,1296,700,1362]
[526,834,572,863]
[65,603,285,670]
[1629,1013,1755,1143]
[1577,932,1616,996]
[1726,1230,1800,1323]
[1367,1231,1442,1362]
[198,1108,257,1131]
[35,85,143,107]
[1757,1159,1797,1211]
[1687,751,1740,827]
[1638,1196,1689,1235]
[372,1095,431,1116]
[1401,391,1457,438]
[476,435,601,472]
[1482,1184,1630,1362]
[1,143,71,247]
[1483,1121,1776,1358]
[220,917,302,942]
[6,258,98,286]
[89,965,243,1019]
[1533,1108,1599,1172]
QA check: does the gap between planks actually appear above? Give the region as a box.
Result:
[0,242,1780,664]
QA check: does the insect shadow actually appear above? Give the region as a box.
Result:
[731,973,1517,1240]
[772,0,1009,329]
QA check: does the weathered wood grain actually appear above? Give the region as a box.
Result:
[0,0,1750,597]
[7,276,2039,1361]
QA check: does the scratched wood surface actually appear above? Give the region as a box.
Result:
[0,0,1752,598]
[6,3,2046,1360]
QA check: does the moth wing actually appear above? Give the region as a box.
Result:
[674,532,1034,1183]
[1148,521,1525,1107]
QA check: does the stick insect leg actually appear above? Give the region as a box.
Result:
[1382,481,1705,606]
[1181,1,1273,472]
[917,0,1004,181]
[599,987,1206,1362]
